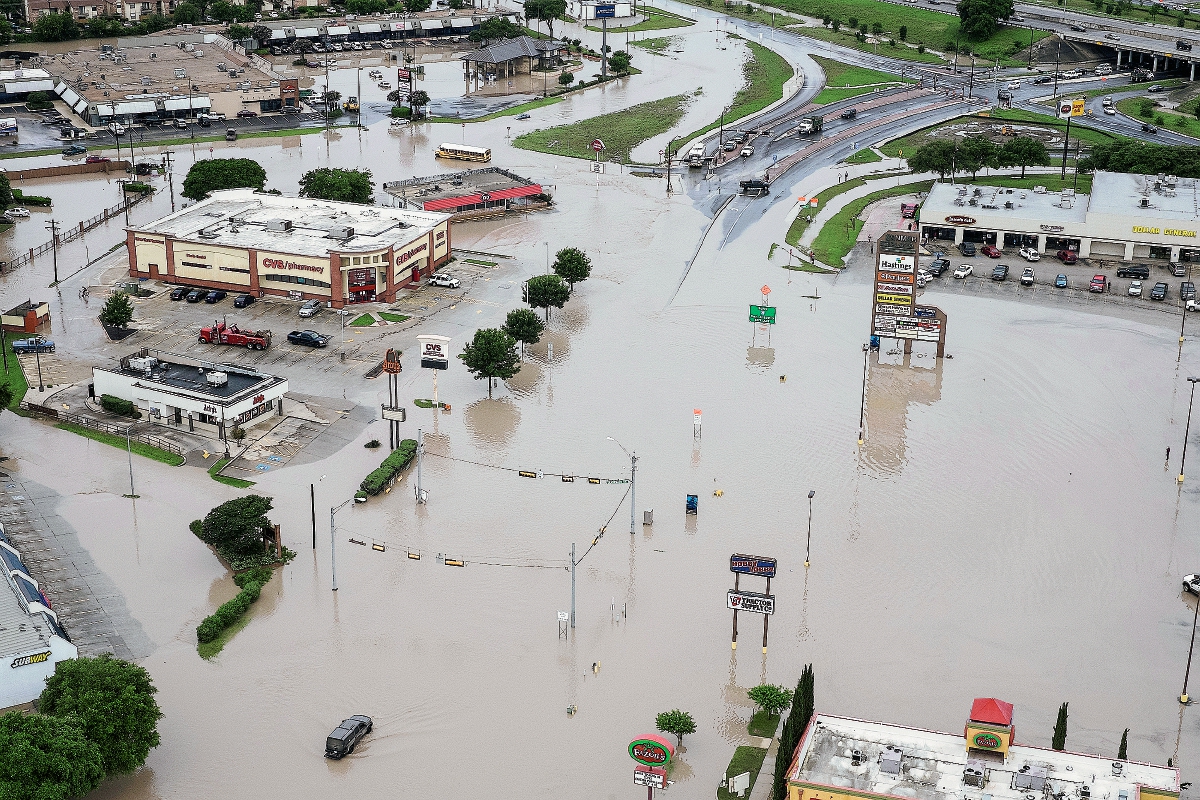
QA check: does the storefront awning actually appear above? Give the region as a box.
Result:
[450,17,473,27]
[327,25,351,35]
[163,96,211,110]
[270,29,287,39]
[357,22,381,33]
[420,19,444,30]
[72,98,88,114]
[295,26,320,37]
[422,183,542,212]
[115,100,158,115]
[60,87,81,106]
[3,79,54,94]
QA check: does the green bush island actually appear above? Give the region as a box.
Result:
[358,438,418,496]
[196,567,273,643]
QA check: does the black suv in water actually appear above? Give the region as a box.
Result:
[1152,281,1169,301]
[325,715,372,759]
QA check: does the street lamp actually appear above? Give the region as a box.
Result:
[312,474,326,550]
[607,436,637,535]
[804,490,815,567]
[1178,376,1200,483]
[858,342,869,444]
[330,496,355,591]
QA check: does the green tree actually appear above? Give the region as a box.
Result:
[526,273,570,320]
[0,711,104,800]
[182,158,266,200]
[408,89,430,118]
[198,495,275,557]
[908,139,957,179]
[0,20,15,45]
[772,665,815,800]
[524,0,567,40]
[872,21,883,34]
[32,11,79,41]
[608,49,632,74]
[748,684,793,717]
[558,71,574,86]
[502,307,545,355]
[655,709,696,749]
[228,24,253,41]
[298,167,374,204]
[552,247,591,287]
[458,328,521,398]
[999,136,1050,178]
[39,654,162,776]
[25,91,54,111]
[1118,728,1128,760]
[957,0,1014,39]
[0,172,13,209]
[1052,702,1068,751]
[98,292,134,328]
[957,134,999,179]
[210,0,237,21]
[173,2,201,23]
[0,382,12,413]
[469,15,523,41]
[403,0,432,11]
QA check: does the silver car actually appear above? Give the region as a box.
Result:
[298,299,323,317]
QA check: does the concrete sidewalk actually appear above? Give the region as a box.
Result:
[747,713,786,800]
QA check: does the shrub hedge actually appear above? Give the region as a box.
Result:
[195,567,273,643]
[359,438,418,496]
[100,393,141,418]
[12,189,51,206]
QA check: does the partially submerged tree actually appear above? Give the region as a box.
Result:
[0,711,104,800]
[552,247,591,287]
[1052,702,1069,751]
[298,168,374,204]
[502,308,545,355]
[655,709,696,750]
[181,158,266,200]
[98,292,134,329]
[748,684,793,718]
[198,495,275,558]
[526,274,570,321]
[524,0,567,40]
[459,328,521,398]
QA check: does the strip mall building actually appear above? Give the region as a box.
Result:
[126,189,452,306]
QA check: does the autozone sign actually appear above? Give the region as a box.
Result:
[727,590,775,614]
[944,215,976,225]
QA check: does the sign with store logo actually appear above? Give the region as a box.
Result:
[872,231,919,337]
[634,766,667,789]
[417,334,450,370]
[730,553,777,578]
[629,735,674,766]
[253,394,265,405]
[262,257,322,273]
[396,242,428,265]
[11,651,50,668]
[727,589,775,614]
[1040,224,1064,233]
[973,732,1001,749]
[944,215,976,225]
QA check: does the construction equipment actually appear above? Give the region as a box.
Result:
[343,95,360,112]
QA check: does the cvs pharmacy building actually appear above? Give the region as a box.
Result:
[126,189,452,307]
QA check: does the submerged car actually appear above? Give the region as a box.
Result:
[325,715,372,759]
[991,264,1009,281]
[298,299,322,317]
[981,244,1002,258]
[1184,574,1200,595]
[1129,280,1142,297]
[11,336,54,354]
[1020,267,1035,286]
[1055,274,1068,288]
[1152,281,1169,300]
[429,273,461,288]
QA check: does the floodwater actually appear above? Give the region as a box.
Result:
[3,16,1200,800]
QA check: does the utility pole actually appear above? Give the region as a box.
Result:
[1027,26,1035,69]
[125,425,135,497]
[570,541,576,629]
[330,506,338,591]
[163,149,175,212]
[630,451,637,534]
[601,16,608,78]
[311,482,317,549]
[1061,113,1073,178]
[416,427,424,503]
[804,490,815,567]
[665,136,673,195]
[1051,43,1062,101]
[44,219,59,285]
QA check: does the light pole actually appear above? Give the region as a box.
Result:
[1183,594,1200,704]
[124,424,136,497]
[804,490,815,567]
[1180,262,1192,345]
[1176,376,1195,482]
[858,342,868,444]
[330,496,354,591]
[312,474,326,550]
[607,436,637,535]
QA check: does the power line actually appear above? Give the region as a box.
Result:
[341,529,570,570]
[423,450,629,484]
[574,482,631,568]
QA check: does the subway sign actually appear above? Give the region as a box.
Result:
[11,651,51,668]
[973,732,1001,749]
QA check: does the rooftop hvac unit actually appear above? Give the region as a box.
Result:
[1140,196,1151,208]
[1014,766,1047,791]
[266,218,293,232]
[880,748,903,776]
[1005,201,1014,209]
[128,356,158,373]
[963,759,988,788]
[206,371,228,387]
[198,229,219,239]
[327,226,355,240]
[1033,186,1047,194]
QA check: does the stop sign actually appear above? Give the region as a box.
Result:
[591,139,605,152]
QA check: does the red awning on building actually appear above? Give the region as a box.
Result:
[970,698,1014,726]
[422,183,542,212]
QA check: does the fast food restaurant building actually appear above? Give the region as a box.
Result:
[126,189,452,306]
[918,171,1200,263]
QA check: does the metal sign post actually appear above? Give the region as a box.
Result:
[417,334,450,410]
[382,348,403,449]
[729,553,777,652]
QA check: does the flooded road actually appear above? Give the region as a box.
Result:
[2,18,1200,800]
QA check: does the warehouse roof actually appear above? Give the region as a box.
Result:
[1086,171,1200,222]
[383,166,542,211]
[789,714,1178,800]
[131,189,448,258]
[922,182,1090,226]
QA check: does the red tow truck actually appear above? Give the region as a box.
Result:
[198,322,272,350]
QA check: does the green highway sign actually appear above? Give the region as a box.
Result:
[749,305,776,324]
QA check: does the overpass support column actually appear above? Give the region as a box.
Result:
[1116,50,1122,68]
[1191,61,1196,81]
[1153,55,1159,72]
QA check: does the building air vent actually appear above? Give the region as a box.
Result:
[198,229,219,239]
[128,356,158,373]
[266,218,293,232]
[963,759,988,788]
[206,371,228,387]
[1005,201,1014,209]
[1033,186,1047,194]
[1140,196,1151,208]
[1014,766,1047,792]
[326,226,355,240]
[880,748,903,776]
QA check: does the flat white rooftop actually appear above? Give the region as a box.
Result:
[132,189,449,258]
[790,714,1178,800]
[922,183,1089,226]
[1087,171,1200,223]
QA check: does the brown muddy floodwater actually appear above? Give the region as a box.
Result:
[2,33,1200,800]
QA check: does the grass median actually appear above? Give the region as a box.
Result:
[1,337,30,413]
[427,94,564,124]
[811,179,935,266]
[631,35,680,53]
[208,458,255,488]
[514,93,691,162]
[877,110,1128,161]
[54,422,185,466]
[810,54,914,105]
[845,147,882,164]
[673,39,793,149]
[586,5,694,32]
[785,176,867,247]
[716,745,769,800]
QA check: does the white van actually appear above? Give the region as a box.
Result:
[1095,64,1113,75]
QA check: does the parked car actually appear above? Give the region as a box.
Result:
[1006,80,1021,89]
[1104,105,1117,115]
[741,145,754,157]
[958,242,977,257]
[1148,84,1166,93]
[233,294,256,308]
[1129,280,1143,297]
[1172,262,1188,276]
[326,715,372,759]
[186,289,206,303]
[927,258,950,276]
[1020,267,1035,286]
[288,329,330,348]
[952,264,972,279]
[62,144,87,156]
[204,290,227,304]
[84,155,110,164]
[173,119,188,130]
[429,273,461,288]
[1056,249,1078,264]
[1182,282,1196,301]
[11,336,54,354]
[237,109,259,118]
[723,141,736,152]
[1055,273,1068,288]
[1105,32,1120,41]
[1152,281,1169,300]
[1069,24,1086,31]
[515,113,531,120]
[1117,264,1150,279]
[991,264,1009,281]
[170,286,190,301]
[5,207,29,218]
[1089,274,1107,293]
[980,244,1001,258]
[1033,75,1054,84]
[1018,247,1040,262]
[1183,574,1200,595]
[298,299,323,317]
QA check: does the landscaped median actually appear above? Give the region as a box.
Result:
[196,567,273,659]
[55,423,185,466]
[585,5,694,32]
[809,179,934,266]
[356,438,418,500]
[809,55,914,105]
[514,93,692,163]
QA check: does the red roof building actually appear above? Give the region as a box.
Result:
[969,697,1014,726]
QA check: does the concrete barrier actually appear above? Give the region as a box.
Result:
[4,160,132,181]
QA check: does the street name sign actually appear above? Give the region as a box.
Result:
[749,305,776,324]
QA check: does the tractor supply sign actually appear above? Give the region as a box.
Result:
[11,651,50,668]
[872,231,919,336]
[973,732,1001,749]
[727,590,775,615]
